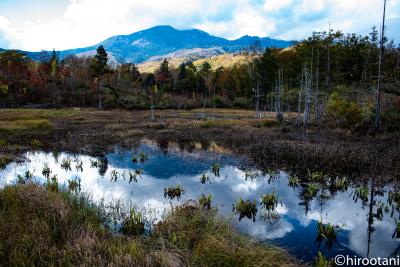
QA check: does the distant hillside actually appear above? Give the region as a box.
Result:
[1,26,295,65]
[138,53,253,73]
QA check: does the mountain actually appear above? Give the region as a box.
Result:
[2,25,295,64]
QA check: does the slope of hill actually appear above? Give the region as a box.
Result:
[137,53,253,73]
[2,25,295,64]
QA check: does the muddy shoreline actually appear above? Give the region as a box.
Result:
[1,109,399,185]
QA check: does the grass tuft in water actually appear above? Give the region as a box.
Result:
[200,174,210,184]
[42,164,51,179]
[315,221,341,248]
[288,175,300,188]
[60,157,72,171]
[199,194,212,210]
[211,163,220,177]
[164,185,185,200]
[260,192,279,212]
[121,208,145,236]
[233,198,258,222]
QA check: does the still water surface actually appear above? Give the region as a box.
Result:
[1,140,399,262]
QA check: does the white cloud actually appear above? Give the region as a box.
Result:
[0,0,399,51]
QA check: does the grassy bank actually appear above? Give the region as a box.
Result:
[0,183,297,266]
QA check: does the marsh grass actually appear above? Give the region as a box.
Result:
[0,183,297,266]
[0,119,53,134]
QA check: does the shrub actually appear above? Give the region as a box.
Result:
[233,97,250,109]
[118,95,149,110]
[326,92,363,131]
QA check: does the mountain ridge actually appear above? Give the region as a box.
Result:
[1,25,296,64]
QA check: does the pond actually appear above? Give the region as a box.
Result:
[1,139,399,263]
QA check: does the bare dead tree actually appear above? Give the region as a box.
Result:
[297,65,304,126]
[275,69,284,122]
[375,0,387,129]
[315,49,321,121]
[303,67,312,128]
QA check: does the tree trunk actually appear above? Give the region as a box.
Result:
[297,66,304,126]
[303,67,312,128]
[315,49,320,121]
[375,0,387,129]
[98,79,103,110]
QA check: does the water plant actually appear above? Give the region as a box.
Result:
[211,163,220,177]
[353,186,369,205]
[302,183,319,201]
[267,168,279,183]
[17,170,34,184]
[75,160,83,172]
[164,185,185,200]
[61,157,72,171]
[139,152,149,163]
[315,251,334,267]
[90,159,99,168]
[315,221,340,248]
[68,178,81,193]
[334,176,348,191]
[233,198,258,222]
[393,220,400,239]
[42,164,51,179]
[260,191,279,212]
[128,169,144,183]
[244,168,260,180]
[200,174,210,184]
[45,175,59,193]
[199,193,213,210]
[121,208,145,236]
[307,169,325,182]
[131,156,138,163]
[288,175,300,188]
[110,169,119,182]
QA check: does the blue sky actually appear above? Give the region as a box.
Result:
[0,0,399,51]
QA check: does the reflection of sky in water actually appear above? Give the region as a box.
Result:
[1,144,399,263]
